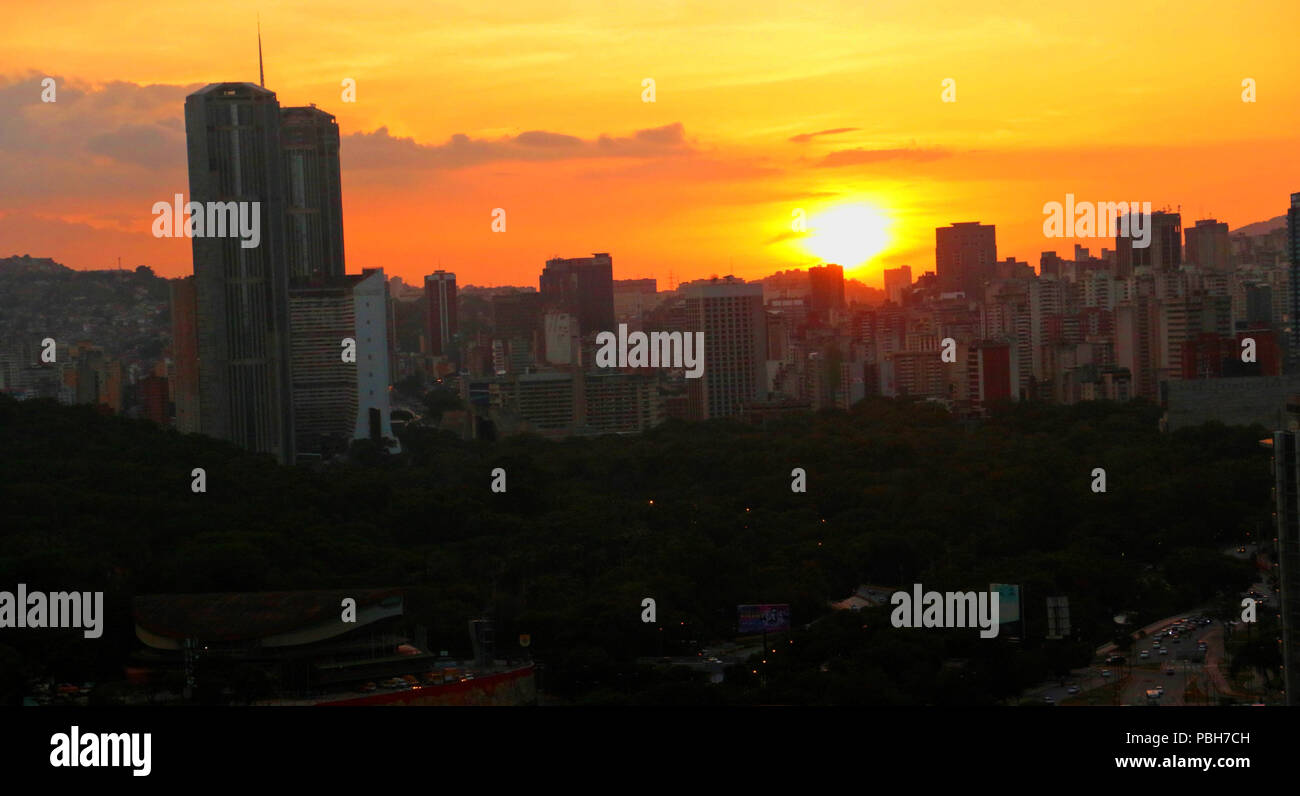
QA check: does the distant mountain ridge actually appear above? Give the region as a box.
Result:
[1231,216,1286,237]
[0,254,74,274]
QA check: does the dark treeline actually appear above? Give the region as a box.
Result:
[0,394,1265,704]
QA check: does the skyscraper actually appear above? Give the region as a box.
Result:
[808,264,846,317]
[936,222,996,298]
[683,277,767,420]
[425,270,458,357]
[185,82,295,464]
[1288,193,1300,367]
[540,253,615,335]
[1184,218,1230,272]
[280,105,345,285]
[1116,211,1181,276]
[883,265,912,305]
[288,269,398,457]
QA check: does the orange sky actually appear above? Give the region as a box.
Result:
[1,0,1297,288]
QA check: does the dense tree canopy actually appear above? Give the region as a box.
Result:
[0,394,1267,704]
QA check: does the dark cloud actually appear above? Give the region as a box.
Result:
[788,127,859,143]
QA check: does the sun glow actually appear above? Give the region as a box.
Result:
[801,203,892,270]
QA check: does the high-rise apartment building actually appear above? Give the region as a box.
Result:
[1184,218,1231,273]
[936,222,996,298]
[425,270,458,357]
[883,265,912,305]
[808,264,846,317]
[540,253,615,336]
[683,278,767,419]
[288,269,397,457]
[1116,211,1181,276]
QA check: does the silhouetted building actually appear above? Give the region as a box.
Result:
[1273,431,1300,705]
[1184,218,1230,273]
[1117,211,1181,276]
[1288,193,1300,366]
[808,264,845,317]
[540,253,615,335]
[883,265,912,305]
[424,270,457,357]
[280,105,345,285]
[137,374,169,426]
[186,82,295,464]
[169,276,201,433]
[936,222,996,297]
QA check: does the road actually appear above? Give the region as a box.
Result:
[1030,610,1225,706]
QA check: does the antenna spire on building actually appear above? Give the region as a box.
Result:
[257,15,265,88]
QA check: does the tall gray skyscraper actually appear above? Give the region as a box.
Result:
[185,82,295,464]
[281,105,345,285]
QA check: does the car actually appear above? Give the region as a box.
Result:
[1156,686,1165,695]
[1159,648,1169,656]
[1067,685,1080,695]
[1152,640,1160,647]
[1101,669,1112,677]
[1044,695,1055,704]
[1139,650,1150,659]
[1165,667,1176,676]
[1172,637,1181,644]
[1239,547,1247,553]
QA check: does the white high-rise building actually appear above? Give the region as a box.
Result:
[683,278,767,420]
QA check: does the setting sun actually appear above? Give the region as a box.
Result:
[801,203,893,272]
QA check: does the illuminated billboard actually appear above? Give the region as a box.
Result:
[990,584,1021,624]
[738,604,790,634]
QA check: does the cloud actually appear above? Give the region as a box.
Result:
[788,127,859,143]
[763,228,810,246]
[0,72,193,163]
[818,147,950,167]
[343,122,691,170]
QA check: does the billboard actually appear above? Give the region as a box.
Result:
[1046,596,1070,639]
[990,584,1021,624]
[738,604,790,634]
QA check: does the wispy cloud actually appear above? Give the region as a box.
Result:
[818,147,950,167]
[343,122,692,170]
[788,127,859,143]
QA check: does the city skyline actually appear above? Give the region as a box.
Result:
[3,0,1298,287]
